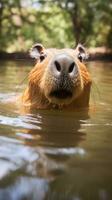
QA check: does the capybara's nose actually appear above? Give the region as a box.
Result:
[53,54,77,77]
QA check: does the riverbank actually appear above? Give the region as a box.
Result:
[0,47,112,61]
[88,47,112,61]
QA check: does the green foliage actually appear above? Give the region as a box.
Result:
[0,0,112,52]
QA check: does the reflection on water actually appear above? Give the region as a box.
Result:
[0,61,112,199]
[0,177,48,200]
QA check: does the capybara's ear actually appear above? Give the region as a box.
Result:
[75,44,89,62]
[29,43,46,61]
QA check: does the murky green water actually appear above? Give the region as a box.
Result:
[0,60,112,200]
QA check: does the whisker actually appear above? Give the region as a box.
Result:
[15,74,28,93]
[92,80,101,100]
[91,86,97,107]
[90,79,101,107]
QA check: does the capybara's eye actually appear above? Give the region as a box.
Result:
[40,55,45,62]
[39,53,47,62]
[78,53,83,62]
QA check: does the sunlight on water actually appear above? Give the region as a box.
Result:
[0,61,112,199]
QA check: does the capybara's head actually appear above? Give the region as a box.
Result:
[22,43,91,109]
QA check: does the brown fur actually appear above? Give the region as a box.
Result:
[21,47,92,110]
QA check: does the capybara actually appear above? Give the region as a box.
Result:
[22,43,92,110]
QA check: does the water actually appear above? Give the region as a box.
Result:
[0,60,112,200]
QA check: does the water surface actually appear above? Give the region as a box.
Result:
[0,60,112,200]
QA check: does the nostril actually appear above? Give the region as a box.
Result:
[69,62,75,73]
[54,61,61,72]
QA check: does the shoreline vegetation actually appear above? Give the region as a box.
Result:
[0,47,112,61]
[0,1,112,62]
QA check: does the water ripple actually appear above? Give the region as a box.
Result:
[43,147,86,156]
[0,115,41,130]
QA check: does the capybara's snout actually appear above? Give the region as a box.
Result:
[46,53,80,101]
[49,54,77,78]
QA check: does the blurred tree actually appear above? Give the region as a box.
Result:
[92,0,112,47]
[49,0,94,44]
[0,0,73,51]
[0,0,112,52]
[0,0,37,51]
[42,0,112,47]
